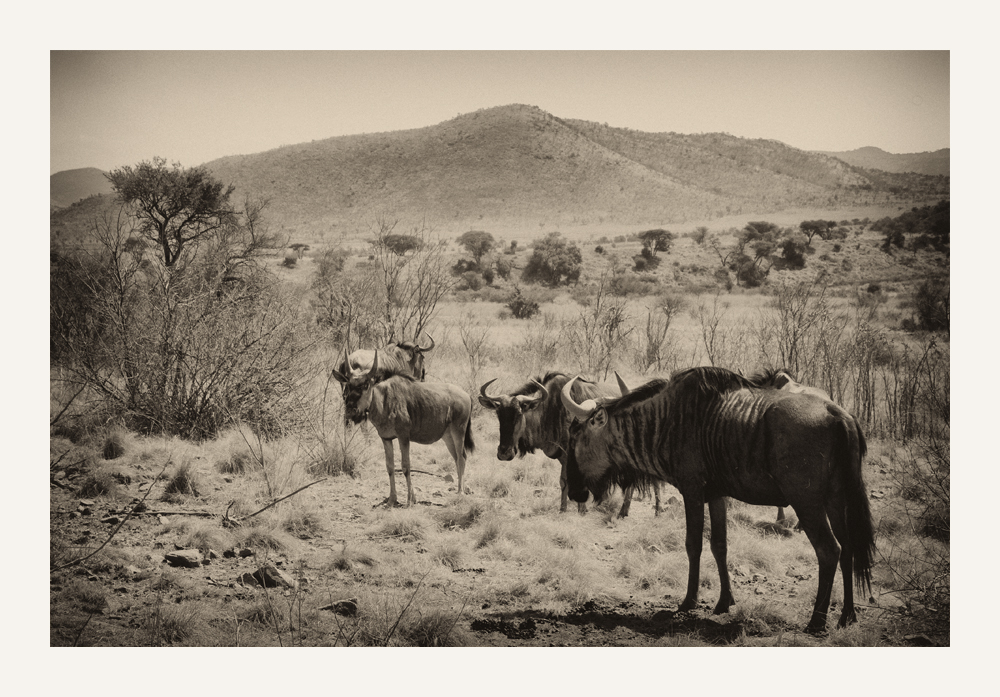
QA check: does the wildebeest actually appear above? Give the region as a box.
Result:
[753,368,835,525]
[332,351,474,507]
[478,372,660,518]
[337,333,436,383]
[561,366,875,633]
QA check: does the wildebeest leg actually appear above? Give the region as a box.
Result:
[794,505,842,634]
[678,494,705,612]
[560,459,587,514]
[826,500,857,627]
[441,429,466,496]
[618,487,633,518]
[653,483,662,517]
[708,497,735,614]
[398,438,417,506]
[382,438,398,507]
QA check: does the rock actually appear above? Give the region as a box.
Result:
[79,499,95,507]
[208,549,220,560]
[101,515,123,525]
[320,598,358,616]
[164,549,203,568]
[132,501,147,513]
[443,474,454,483]
[238,548,254,558]
[240,564,297,589]
[223,549,237,558]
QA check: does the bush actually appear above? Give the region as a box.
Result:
[457,271,484,291]
[595,245,605,255]
[521,232,582,287]
[913,280,949,332]
[505,286,540,319]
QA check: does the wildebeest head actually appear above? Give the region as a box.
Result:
[332,350,380,424]
[560,375,619,503]
[478,378,549,460]
[393,333,435,380]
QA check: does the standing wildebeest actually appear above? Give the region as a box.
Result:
[337,333,435,383]
[753,368,836,526]
[478,372,660,518]
[332,351,474,507]
[561,366,874,633]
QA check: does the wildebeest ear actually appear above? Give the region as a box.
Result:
[478,395,498,410]
[331,368,349,384]
[591,408,608,429]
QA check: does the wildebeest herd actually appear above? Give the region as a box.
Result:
[332,334,875,634]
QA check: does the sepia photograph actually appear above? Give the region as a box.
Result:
[47,45,954,658]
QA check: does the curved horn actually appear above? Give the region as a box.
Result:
[368,350,379,380]
[417,332,435,352]
[518,378,549,405]
[614,371,631,395]
[561,376,598,420]
[479,378,501,405]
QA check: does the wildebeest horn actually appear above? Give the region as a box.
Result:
[417,332,435,352]
[479,378,501,405]
[614,371,630,395]
[368,350,379,380]
[561,376,598,419]
[518,379,549,405]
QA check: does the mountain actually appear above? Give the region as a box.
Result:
[201,105,947,236]
[52,105,949,242]
[813,146,950,176]
[50,167,113,210]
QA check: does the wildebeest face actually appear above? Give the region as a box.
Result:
[478,379,547,460]
[332,351,379,424]
[565,411,614,503]
[396,334,434,381]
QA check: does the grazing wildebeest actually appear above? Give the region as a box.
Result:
[561,366,874,633]
[338,333,435,383]
[332,351,474,507]
[478,372,659,518]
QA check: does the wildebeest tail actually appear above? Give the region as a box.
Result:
[463,400,476,455]
[839,413,875,597]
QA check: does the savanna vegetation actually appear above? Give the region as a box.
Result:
[51,160,948,647]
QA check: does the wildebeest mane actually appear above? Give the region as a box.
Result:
[598,377,671,413]
[512,371,567,397]
[746,367,796,387]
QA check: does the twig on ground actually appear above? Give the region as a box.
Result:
[51,459,172,573]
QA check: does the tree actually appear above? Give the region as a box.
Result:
[106,157,236,266]
[457,230,496,267]
[780,236,807,269]
[381,233,422,256]
[521,232,582,287]
[638,228,675,257]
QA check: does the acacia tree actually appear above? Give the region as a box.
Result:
[457,230,496,268]
[106,156,236,266]
[522,232,582,286]
[638,228,675,257]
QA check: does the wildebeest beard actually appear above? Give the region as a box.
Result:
[345,410,367,425]
[566,441,649,504]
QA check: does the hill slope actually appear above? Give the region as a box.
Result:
[203,105,947,236]
[50,167,113,209]
[51,105,949,242]
[813,146,950,176]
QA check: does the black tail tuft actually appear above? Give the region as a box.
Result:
[463,409,475,455]
[842,416,875,596]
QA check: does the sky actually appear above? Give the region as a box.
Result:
[50,51,950,175]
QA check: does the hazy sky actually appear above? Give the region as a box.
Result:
[50,51,949,175]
